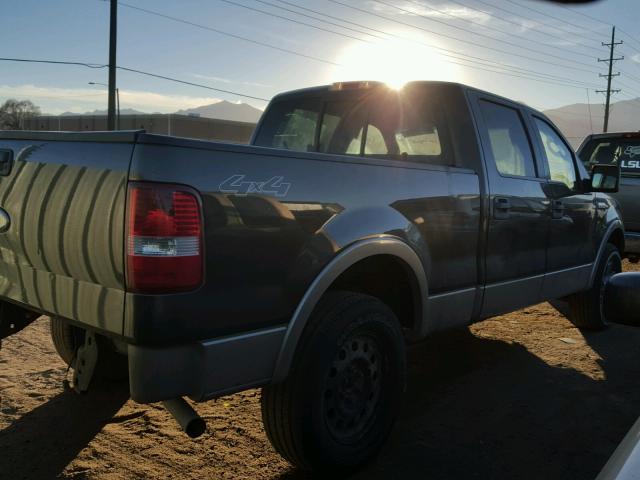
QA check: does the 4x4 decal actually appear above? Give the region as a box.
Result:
[219,174,291,197]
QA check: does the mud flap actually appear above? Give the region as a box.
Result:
[71,331,98,393]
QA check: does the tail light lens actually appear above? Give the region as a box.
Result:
[126,182,203,293]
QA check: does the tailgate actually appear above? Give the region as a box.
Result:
[0,131,136,336]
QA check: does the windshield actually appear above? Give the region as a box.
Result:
[253,89,448,165]
[581,137,640,176]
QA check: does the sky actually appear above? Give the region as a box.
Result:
[1,0,639,115]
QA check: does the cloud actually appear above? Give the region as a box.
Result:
[191,73,272,88]
[368,0,491,24]
[632,54,640,63]
[0,84,222,114]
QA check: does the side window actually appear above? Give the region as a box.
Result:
[318,101,368,155]
[253,99,321,152]
[478,100,537,178]
[364,93,449,164]
[533,117,577,189]
[364,125,387,154]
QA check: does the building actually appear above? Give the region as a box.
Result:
[23,114,257,144]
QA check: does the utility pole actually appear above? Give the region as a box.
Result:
[107,0,118,131]
[596,26,623,133]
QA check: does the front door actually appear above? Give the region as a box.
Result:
[528,115,596,298]
[470,95,550,318]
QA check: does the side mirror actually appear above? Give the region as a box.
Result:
[589,164,620,193]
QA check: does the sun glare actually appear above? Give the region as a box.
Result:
[333,35,462,89]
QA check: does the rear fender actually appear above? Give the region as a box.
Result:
[271,235,428,383]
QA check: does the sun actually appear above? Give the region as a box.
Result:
[332,34,462,88]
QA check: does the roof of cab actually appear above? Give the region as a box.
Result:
[269,80,467,101]
[269,80,534,112]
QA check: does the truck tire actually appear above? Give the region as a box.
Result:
[50,317,128,381]
[568,244,622,330]
[261,291,406,473]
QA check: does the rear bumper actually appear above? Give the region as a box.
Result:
[128,325,286,403]
[625,232,640,256]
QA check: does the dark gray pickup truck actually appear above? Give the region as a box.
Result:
[578,132,640,261]
[0,81,626,472]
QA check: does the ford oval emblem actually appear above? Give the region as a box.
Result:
[0,208,11,233]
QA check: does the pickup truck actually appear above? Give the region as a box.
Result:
[578,132,640,261]
[0,81,626,473]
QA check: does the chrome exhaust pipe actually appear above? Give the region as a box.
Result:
[162,398,206,438]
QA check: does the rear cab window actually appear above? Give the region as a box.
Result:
[253,86,452,166]
[580,135,640,177]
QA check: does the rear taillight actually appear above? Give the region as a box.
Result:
[126,182,203,293]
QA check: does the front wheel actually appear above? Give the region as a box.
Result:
[261,291,406,473]
[567,244,622,330]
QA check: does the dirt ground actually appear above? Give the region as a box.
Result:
[1,262,639,480]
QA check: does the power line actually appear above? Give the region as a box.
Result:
[443,0,602,50]
[117,66,271,101]
[617,28,640,51]
[267,0,601,60]
[218,0,371,43]
[503,0,605,37]
[230,0,602,75]
[0,57,106,68]
[125,0,601,89]
[252,0,385,40]
[325,0,602,75]
[271,0,598,86]
[372,0,599,61]
[401,0,602,57]
[553,1,640,54]
[117,1,340,66]
[0,57,271,102]
[553,2,611,28]
[451,0,603,44]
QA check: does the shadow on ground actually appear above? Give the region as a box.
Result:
[280,323,640,480]
[0,380,129,479]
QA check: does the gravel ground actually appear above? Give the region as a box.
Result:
[1,261,639,480]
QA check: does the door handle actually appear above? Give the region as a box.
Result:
[0,149,13,176]
[551,200,564,219]
[494,197,511,219]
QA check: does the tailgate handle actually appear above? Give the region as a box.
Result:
[0,149,13,177]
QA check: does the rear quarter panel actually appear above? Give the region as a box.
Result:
[126,137,481,344]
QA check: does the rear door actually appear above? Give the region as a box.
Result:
[469,93,550,317]
[528,116,595,298]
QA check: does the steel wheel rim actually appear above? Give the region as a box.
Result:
[323,333,382,443]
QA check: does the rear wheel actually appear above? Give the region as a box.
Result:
[261,291,406,473]
[50,317,128,381]
[567,244,622,330]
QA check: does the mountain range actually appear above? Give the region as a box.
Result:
[60,100,263,123]
[543,97,639,148]
[56,97,638,146]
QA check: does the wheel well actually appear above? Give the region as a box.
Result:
[328,254,420,333]
[609,228,625,253]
